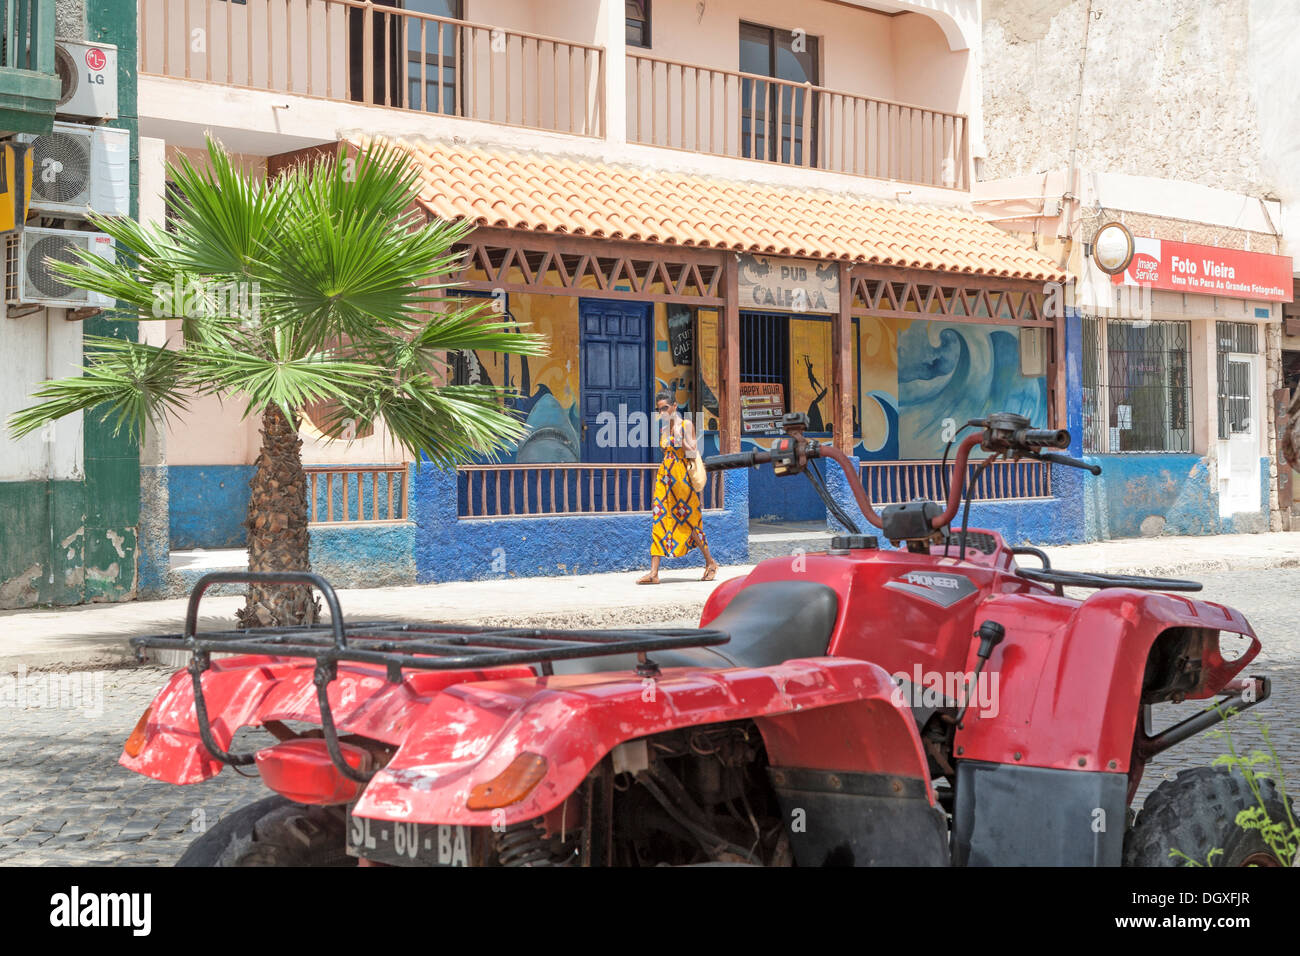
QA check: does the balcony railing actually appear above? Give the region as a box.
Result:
[307,464,409,524]
[138,0,605,136]
[627,52,968,190]
[861,458,1052,506]
[459,463,725,519]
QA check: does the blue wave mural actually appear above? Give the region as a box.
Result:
[854,390,900,461]
[897,323,1047,459]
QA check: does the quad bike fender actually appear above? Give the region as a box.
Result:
[119,655,538,784]
[955,588,1259,773]
[353,657,934,827]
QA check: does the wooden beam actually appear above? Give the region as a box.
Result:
[721,254,740,454]
[833,261,854,454]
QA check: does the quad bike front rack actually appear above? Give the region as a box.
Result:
[130,571,731,784]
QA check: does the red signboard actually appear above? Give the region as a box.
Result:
[1112,237,1293,302]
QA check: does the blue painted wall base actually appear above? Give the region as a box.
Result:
[1084,454,1271,540]
[824,454,1087,547]
[412,460,750,582]
[169,465,255,549]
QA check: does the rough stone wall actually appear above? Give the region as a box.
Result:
[55,0,85,39]
[980,0,1273,197]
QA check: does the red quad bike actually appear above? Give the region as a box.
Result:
[123,412,1294,867]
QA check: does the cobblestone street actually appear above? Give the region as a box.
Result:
[1,568,1297,866]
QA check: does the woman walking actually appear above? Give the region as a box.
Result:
[638,391,719,584]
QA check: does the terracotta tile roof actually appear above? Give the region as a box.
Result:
[362,137,1065,281]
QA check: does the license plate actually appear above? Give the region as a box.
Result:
[346,809,471,867]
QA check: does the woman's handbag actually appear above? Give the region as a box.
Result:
[686,449,708,494]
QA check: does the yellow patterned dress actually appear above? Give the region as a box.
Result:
[651,424,707,558]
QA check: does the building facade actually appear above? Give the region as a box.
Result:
[0,0,140,608]
[122,0,1088,592]
[976,0,1296,540]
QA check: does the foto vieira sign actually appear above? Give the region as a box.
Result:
[1112,237,1293,302]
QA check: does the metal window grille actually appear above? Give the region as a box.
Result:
[1083,318,1192,453]
[739,311,789,386]
[739,311,790,433]
[1216,321,1259,440]
[1081,315,1104,454]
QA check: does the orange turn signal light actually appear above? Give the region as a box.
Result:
[466,752,548,811]
[124,705,152,757]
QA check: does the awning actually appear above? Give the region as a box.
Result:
[356,136,1066,283]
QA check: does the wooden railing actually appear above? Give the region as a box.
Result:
[459,463,726,519]
[627,52,968,190]
[306,464,408,524]
[861,458,1052,506]
[2,0,54,74]
[138,0,605,136]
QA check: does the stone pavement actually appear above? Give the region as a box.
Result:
[2,531,1299,672]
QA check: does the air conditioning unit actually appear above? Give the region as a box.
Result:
[54,40,118,120]
[7,227,115,309]
[15,122,130,219]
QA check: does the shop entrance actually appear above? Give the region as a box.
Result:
[579,299,653,464]
[1219,352,1261,517]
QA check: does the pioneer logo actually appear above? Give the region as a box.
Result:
[885,571,976,607]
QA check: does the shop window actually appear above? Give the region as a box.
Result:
[740,311,789,435]
[739,21,820,166]
[626,1,651,48]
[1083,318,1192,453]
[1216,321,1259,440]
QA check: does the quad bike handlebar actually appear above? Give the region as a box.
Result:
[705,412,1099,531]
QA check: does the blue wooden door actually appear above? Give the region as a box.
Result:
[580,299,652,464]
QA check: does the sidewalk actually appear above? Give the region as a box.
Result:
[2,532,1297,672]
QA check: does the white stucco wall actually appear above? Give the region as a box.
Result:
[980,0,1299,251]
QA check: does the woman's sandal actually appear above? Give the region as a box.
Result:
[700,565,718,582]
[636,572,660,585]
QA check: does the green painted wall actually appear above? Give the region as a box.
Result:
[79,0,141,601]
[0,480,84,606]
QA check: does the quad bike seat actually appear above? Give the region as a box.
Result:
[554,580,839,675]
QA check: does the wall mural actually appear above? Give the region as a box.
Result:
[656,304,697,416]
[454,293,583,464]
[452,291,1045,466]
[889,319,1047,460]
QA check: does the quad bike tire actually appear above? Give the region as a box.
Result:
[1124,766,1295,867]
[176,795,356,867]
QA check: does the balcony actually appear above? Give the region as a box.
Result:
[626,51,969,190]
[137,1,969,192]
[138,0,605,137]
[0,0,59,135]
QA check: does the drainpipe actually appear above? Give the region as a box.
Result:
[1058,0,1096,269]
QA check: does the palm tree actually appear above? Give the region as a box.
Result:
[8,137,546,627]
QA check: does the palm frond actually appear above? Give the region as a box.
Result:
[7,337,192,440]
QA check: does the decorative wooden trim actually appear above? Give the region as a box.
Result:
[450,227,729,306]
[847,264,1055,327]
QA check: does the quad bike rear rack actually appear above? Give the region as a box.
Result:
[130,571,731,783]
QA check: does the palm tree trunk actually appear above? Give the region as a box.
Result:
[236,405,320,629]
